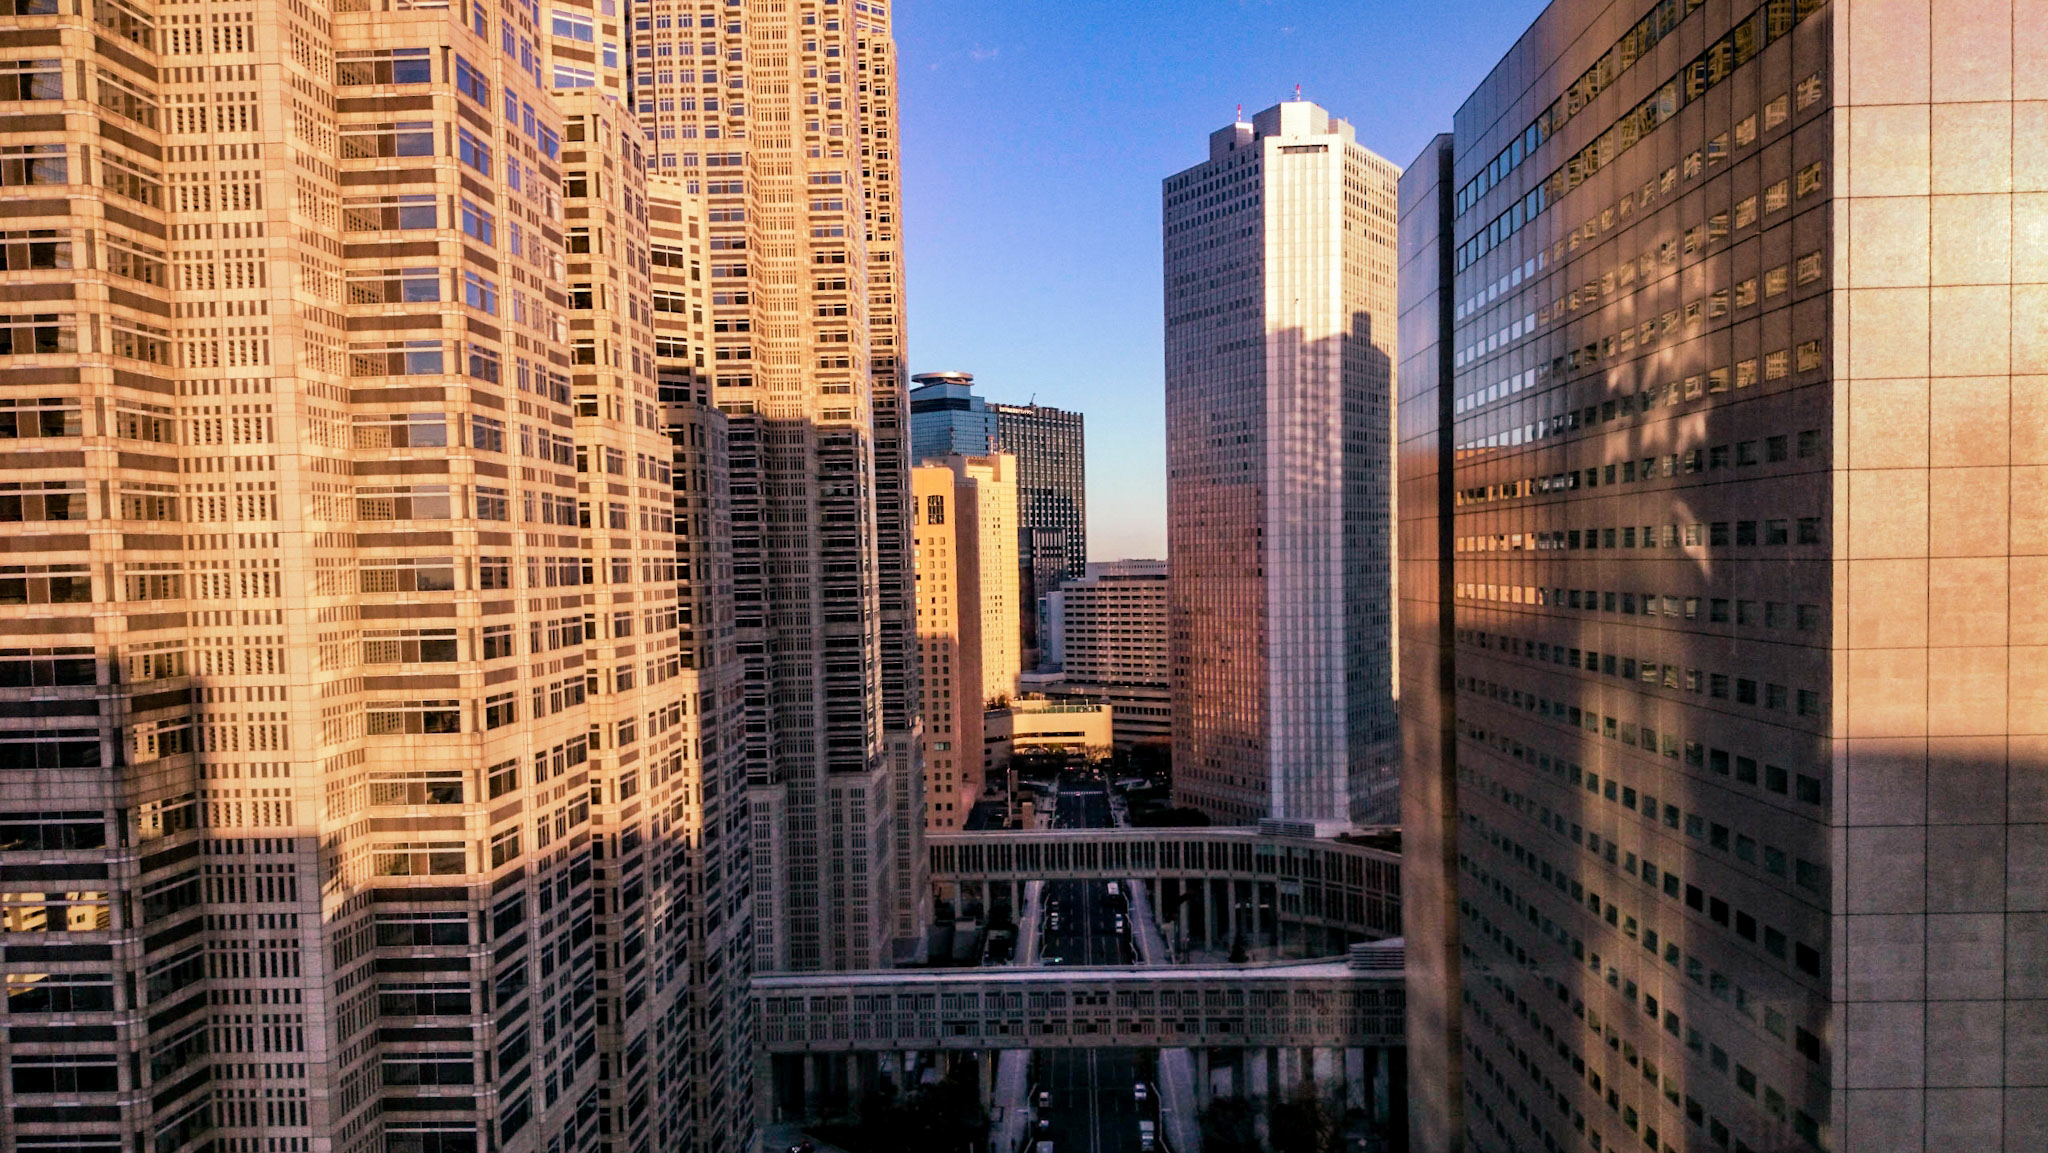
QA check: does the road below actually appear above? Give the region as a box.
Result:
[1028,778,1155,1153]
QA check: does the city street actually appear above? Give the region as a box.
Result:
[1038,1048,1148,1153]
[1028,779,1155,1152]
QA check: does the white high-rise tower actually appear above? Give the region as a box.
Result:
[1163,100,1402,826]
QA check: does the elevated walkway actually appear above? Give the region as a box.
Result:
[753,958,1404,1053]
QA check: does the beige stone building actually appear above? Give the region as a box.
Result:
[1399,2,2048,1151]
[1045,558,1171,747]
[0,4,746,1153]
[911,451,1014,829]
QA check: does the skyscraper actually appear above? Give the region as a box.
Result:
[1399,2,2042,1150]
[629,0,923,970]
[991,398,1086,671]
[911,453,1017,829]
[1163,99,1402,827]
[0,4,741,1153]
[909,370,997,461]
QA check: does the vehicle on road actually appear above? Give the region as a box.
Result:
[1036,1089,1052,1110]
[1106,882,1120,899]
[1133,1082,1150,1104]
[786,1142,815,1153]
[1138,1118,1157,1151]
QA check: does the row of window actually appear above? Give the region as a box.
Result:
[1467,784,1827,1153]
[1458,428,1823,509]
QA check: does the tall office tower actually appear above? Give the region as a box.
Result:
[909,369,996,460]
[911,452,1017,829]
[555,99,749,1153]
[1163,99,1402,827]
[627,0,921,970]
[990,398,1085,670]
[1398,2,2047,1151]
[1045,560,1171,748]
[0,6,728,1153]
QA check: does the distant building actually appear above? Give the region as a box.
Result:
[912,373,1087,674]
[1164,100,1402,826]
[909,371,998,461]
[913,454,1020,829]
[992,400,1088,670]
[983,698,1115,784]
[1045,560,1171,748]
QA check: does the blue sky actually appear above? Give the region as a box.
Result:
[894,0,1547,559]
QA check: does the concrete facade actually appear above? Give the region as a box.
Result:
[1399,1,2048,1150]
[1045,559,1170,747]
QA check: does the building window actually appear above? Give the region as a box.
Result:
[366,701,461,735]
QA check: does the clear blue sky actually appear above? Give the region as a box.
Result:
[894,0,1547,560]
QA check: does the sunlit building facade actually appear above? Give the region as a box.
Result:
[1164,99,1402,827]
[0,2,757,1152]
[912,452,1016,829]
[1399,2,2044,1151]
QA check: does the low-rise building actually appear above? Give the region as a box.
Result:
[982,698,1115,783]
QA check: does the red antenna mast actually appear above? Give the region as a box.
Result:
[1293,83,1302,102]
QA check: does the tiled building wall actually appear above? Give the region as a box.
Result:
[1830,0,2048,1148]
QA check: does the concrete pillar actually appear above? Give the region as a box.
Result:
[1250,1047,1272,1148]
[802,1054,821,1119]
[1195,1048,1211,1106]
[1311,1047,1336,1094]
[755,1048,778,1125]
[1345,1047,1368,1111]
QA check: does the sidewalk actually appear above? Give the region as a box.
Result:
[1015,878,1045,966]
[988,1049,1033,1153]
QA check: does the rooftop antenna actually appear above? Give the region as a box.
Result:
[1235,103,1243,123]
[1293,83,1302,102]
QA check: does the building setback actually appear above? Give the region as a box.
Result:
[1164,100,1402,828]
[631,0,925,971]
[1399,2,2045,1151]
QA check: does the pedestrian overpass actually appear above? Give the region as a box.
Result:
[753,953,1405,1054]
[925,823,1402,956]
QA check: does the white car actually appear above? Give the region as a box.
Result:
[1133,1082,1150,1104]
